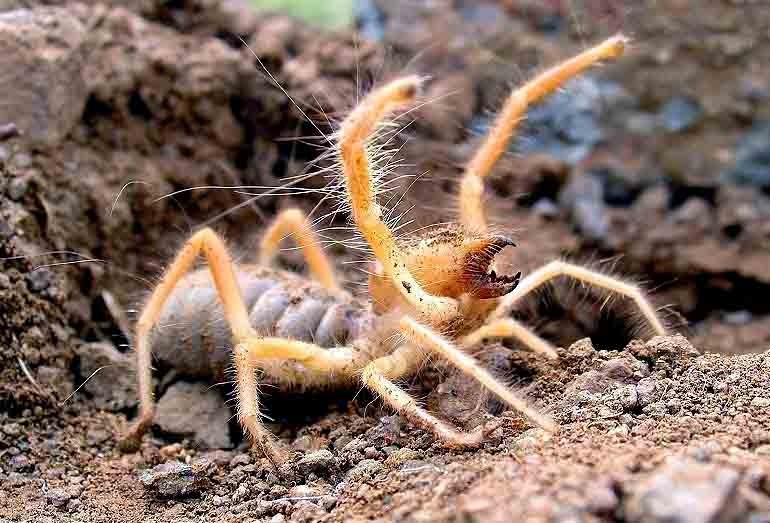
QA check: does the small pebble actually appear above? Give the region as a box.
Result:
[659,96,702,133]
[296,449,334,476]
[139,461,208,498]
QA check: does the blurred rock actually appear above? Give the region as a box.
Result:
[155,381,233,449]
[356,0,385,41]
[76,342,136,412]
[518,77,627,165]
[659,97,702,133]
[722,121,770,189]
[623,459,744,523]
[559,174,609,241]
[0,8,87,145]
[296,449,334,476]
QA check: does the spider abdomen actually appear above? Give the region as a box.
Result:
[148,265,373,383]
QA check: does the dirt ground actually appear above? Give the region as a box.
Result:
[1,1,770,522]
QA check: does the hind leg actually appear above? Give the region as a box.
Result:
[119,226,355,464]
[259,207,338,290]
[120,229,291,462]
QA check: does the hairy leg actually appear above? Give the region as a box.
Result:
[259,207,338,290]
[120,226,356,464]
[459,35,628,233]
[120,228,254,451]
[400,317,557,433]
[492,260,667,336]
[460,318,558,360]
[338,76,459,324]
[234,338,355,465]
[361,344,498,447]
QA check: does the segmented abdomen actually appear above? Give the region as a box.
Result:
[148,265,373,383]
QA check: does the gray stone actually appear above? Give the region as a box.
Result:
[44,488,71,508]
[559,174,609,241]
[75,342,136,412]
[624,459,743,523]
[139,461,208,498]
[0,8,88,145]
[155,381,233,449]
[36,365,72,402]
[345,459,384,482]
[296,449,334,476]
[659,97,702,133]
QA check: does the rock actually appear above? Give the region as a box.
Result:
[296,449,334,476]
[291,500,325,523]
[518,77,624,165]
[723,310,752,325]
[533,198,560,218]
[139,461,208,498]
[25,269,52,294]
[2,422,21,437]
[722,121,770,189]
[45,488,71,508]
[346,459,384,482]
[624,459,743,523]
[155,381,232,449]
[355,0,385,41]
[35,365,72,402]
[75,342,136,412]
[85,428,109,446]
[321,495,338,511]
[659,97,702,133]
[559,174,609,241]
[0,8,87,145]
[636,377,658,408]
[289,484,321,498]
[8,454,33,471]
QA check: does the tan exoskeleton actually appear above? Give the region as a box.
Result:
[119,35,666,464]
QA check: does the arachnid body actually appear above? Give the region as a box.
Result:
[120,35,667,464]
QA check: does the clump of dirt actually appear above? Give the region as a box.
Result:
[2,1,770,522]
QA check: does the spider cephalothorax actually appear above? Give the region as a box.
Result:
[119,35,666,465]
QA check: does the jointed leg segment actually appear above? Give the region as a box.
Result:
[460,318,558,360]
[361,315,557,449]
[338,76,459,324]
[361,344,496,447]
[259,207,338,290]
[459,35,628,233]
[492,260,667,336]
[234,338,355,465]
[122,228,254,451]
[399,317,557,433]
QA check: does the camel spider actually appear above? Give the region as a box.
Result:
[119,35,666,464]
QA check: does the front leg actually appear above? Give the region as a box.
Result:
[399,316,557,433]
[361,344,498,447]
[233,338,356,466]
